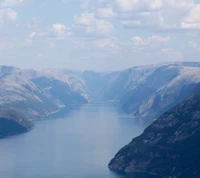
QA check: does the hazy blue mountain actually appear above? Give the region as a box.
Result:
[81,70,120,100]
[106,62,200,126]
[108,83,200,178]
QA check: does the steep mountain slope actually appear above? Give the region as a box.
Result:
[108,84,200,178]
[0,66,89,120]
[22,69,89,107]
[106,62,200,125]
[0,108,33,137]
[0,66,90,137]
[0,69,58,120]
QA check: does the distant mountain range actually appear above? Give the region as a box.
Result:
[1,62,200,137]
[108,82,200,178]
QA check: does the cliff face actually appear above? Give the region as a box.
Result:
[108,85,200,178]
[105,63,200,126]
[0,109,33,137]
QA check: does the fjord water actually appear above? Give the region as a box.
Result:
[0,101,143,178]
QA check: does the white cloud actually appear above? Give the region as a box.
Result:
[181,4,200,29]
[95,0,200,31]
[0,42,13,49]
[74,12,95,26]
[95,7,116,18]
[130,35,171,50]
[75,35,170,51]
[0,0,27,7]
[25,32,36,44]
[188,41,200,51]
[74,12,113,35]
[80,0,92,9]
[72,34,181,70]
[96,37,119,49]
[52,23,71,38]
[0,8,17,23]
[25,24,72,45]
[75,34,172,59]
[115,0,163,12]
[0,0,26,25]
[62,0,72,3]
[66,0,200,32]
[25,31,47,45]
[26,17,41,28]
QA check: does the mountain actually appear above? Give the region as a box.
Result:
[81,71,120,100]
[22,69,89,107]
[1,62,200,137]
[0,66,58,120]
[108,83,200,178]
[106,62,200,126]
[2,62,200,124]
[0,66,89,120]
[0,108,33,138]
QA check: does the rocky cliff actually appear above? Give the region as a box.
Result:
[108,84,200,178]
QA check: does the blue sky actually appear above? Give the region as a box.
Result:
[0,0,200,71]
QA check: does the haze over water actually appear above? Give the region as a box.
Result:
[0,101,143,178]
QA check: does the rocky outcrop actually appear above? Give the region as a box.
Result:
[108,84,200,178]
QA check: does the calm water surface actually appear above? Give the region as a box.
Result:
[0,101,144,178]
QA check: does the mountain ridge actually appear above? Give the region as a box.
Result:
[1,62,200,137]
[105,62,200,126]
[108,83,200,178]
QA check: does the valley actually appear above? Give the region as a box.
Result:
[0,100,143,178]
[1,62,200,178]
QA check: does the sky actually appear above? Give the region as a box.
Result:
[0,0,200,71]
